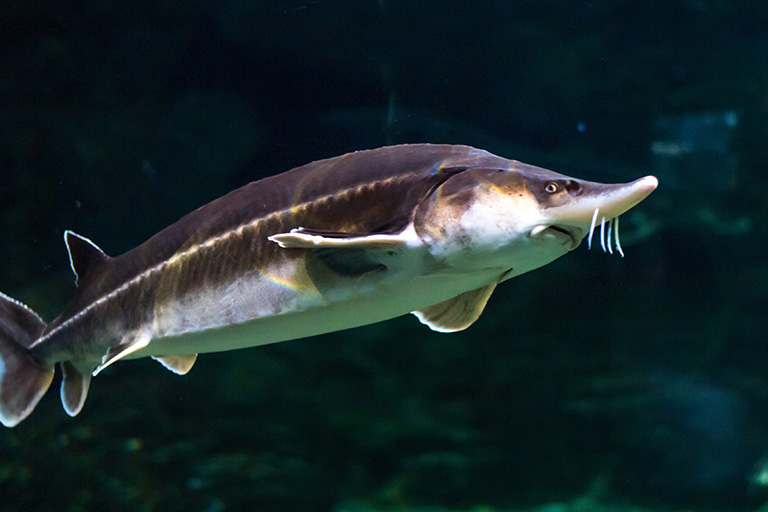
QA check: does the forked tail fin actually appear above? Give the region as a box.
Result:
[0,292,54,427]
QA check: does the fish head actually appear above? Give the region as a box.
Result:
[414,161,658,277]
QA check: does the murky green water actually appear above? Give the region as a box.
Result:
[1,1,767,510]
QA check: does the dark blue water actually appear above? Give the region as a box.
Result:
[1,1,767,510]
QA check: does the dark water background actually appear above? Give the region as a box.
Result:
[1,1,767,511]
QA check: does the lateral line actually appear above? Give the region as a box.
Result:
[29,174,411,349]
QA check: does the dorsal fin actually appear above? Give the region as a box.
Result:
[64,230,108,287]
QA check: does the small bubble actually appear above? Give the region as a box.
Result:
[577,122,586,133]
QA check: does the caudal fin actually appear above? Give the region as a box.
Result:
[0,292,54,427]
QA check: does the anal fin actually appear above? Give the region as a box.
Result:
[93,332,151,376]
[60,361,92,417]
[412,283,497,333]
[152,354,198,375]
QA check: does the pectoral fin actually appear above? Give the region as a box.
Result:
[152,354,198,375]
[412,283,497,333]
[269,228,406,276]
[269,228,406,251]
[93,332,151,376]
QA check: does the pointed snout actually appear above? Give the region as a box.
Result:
[548,175,658,227]
[589,175,658,219]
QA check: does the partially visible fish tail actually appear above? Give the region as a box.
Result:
[0,292,54,427]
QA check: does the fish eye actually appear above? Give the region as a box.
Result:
[545,182,558,194]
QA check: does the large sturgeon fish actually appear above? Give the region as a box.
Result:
[0,144,657,427]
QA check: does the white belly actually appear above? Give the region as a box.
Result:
[139,262,502,358]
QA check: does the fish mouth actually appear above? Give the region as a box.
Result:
[530,225,582,250]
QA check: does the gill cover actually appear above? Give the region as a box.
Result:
[413,167,529,246]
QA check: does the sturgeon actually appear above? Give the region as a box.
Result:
[0,144,657,427]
